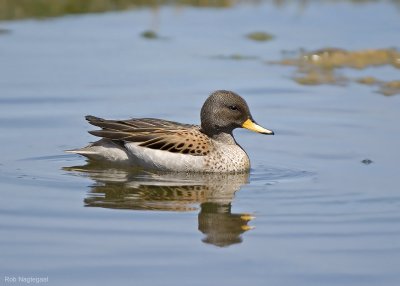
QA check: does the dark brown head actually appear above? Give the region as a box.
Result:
[200,90,274,137]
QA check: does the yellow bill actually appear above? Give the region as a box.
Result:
[240,214,256,221]
[242,119,274,135]
[241,225,255,231]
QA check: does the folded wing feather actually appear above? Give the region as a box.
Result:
[86,115,211,156]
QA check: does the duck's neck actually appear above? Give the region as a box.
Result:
[210,132,237,145]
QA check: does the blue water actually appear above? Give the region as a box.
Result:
[1,2,400,286]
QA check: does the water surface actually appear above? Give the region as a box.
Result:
[1,1,400,286]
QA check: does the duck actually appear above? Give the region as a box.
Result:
[67,90,274,172]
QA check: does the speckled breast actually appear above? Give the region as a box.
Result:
[203,142,250,173]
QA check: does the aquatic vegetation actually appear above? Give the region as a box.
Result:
[273,48,400,95]
[294,69,348,86]
[277,48,400,70]
[379,80,400,96]
[212,54,258,60]
[2,0,400,20]
[246,32,274,42]
[0,0,237,20]
[356,77,400,96]
[356,76,380,85]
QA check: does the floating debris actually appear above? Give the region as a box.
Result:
[361,159,373,165]
[246,32,274,42]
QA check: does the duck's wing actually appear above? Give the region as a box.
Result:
[86,115,211,156]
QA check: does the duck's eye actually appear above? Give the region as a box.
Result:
[229,105,238,111]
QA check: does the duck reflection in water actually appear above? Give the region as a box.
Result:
[65,162,254,247]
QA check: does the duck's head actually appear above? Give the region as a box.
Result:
[200,90,274,137]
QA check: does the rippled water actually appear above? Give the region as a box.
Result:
[1,1,400,286]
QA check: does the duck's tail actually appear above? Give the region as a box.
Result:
[66,139,130,163]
